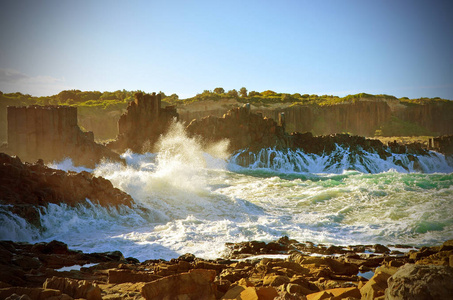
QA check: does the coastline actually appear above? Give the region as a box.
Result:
[1,238,452,299]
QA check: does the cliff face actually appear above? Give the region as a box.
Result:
[180,98,453,137]
[78,110,124,141]
[107,92,179,153]
[5,105,121,167]
[395,102,453,135]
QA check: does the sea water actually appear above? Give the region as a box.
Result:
[1,123,453,261]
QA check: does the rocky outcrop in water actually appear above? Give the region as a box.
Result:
[186,104,288,152]
[107,92,179,153]
[1,238,452,300]
[4,105,121,168]
[0,152,133,226]
[430,135,453,155]
[186,105,430,159]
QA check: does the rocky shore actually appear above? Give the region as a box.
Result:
[1,238,452,300]
[0,153,134,227]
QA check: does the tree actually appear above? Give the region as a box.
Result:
[227,89,239,97]
[239,87,247,97]
[249,91,260,97]
[261,90,277,97]
[214,87,225,94]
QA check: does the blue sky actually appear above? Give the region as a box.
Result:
[0,0,452,99]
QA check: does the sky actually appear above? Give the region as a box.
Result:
[0,0,452,99]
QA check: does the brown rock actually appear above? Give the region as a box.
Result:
[323,287,360,299]
[0,287,63,300]
[386,263,453,299]
[306,290,334,300]
[108,269,162,284]
[297,256,358,276]
[262,275,290,287]
[359,271,391,300]
[141,269,216,300]
[256,286,279,300]
[43,276,101,300]
[0,153,134,225]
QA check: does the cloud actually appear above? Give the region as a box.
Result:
[0,68,30,83]
[0,68,70,96]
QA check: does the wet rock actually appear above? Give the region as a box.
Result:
[373,244,390,254]
[0,153,134,225]
[440,239,453,251]
[386,264,453,299]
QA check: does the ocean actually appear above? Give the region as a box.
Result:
[1,123,453,261]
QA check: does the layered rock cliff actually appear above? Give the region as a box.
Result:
[107,92,179,153]
[4,105,121,167]
[186,105,429,158]
[180,97,453,137]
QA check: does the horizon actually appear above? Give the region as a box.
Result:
[1,0,452,100]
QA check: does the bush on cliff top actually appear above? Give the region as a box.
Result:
[375,116,437,137]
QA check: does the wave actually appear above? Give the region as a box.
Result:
[229,146,453,174]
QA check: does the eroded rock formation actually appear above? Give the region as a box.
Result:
[0,152,133,226]
[107,92,179,153]
[5,105,121,167]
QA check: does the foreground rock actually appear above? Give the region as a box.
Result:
[386,264,453,299]
[1,239,452,299]
[0,152,134,226]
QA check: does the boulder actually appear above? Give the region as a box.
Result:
[386,264,453,299]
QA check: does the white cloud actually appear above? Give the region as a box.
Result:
[0,68,71,96]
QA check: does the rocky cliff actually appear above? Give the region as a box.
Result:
[107,92,179,153]
[186,104,428,156]
[180,97,453,137]
[4,105,122,167]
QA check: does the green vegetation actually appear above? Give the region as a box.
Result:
[1,88,450,109]
[179,89,453,107]
[374,116,437,137]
